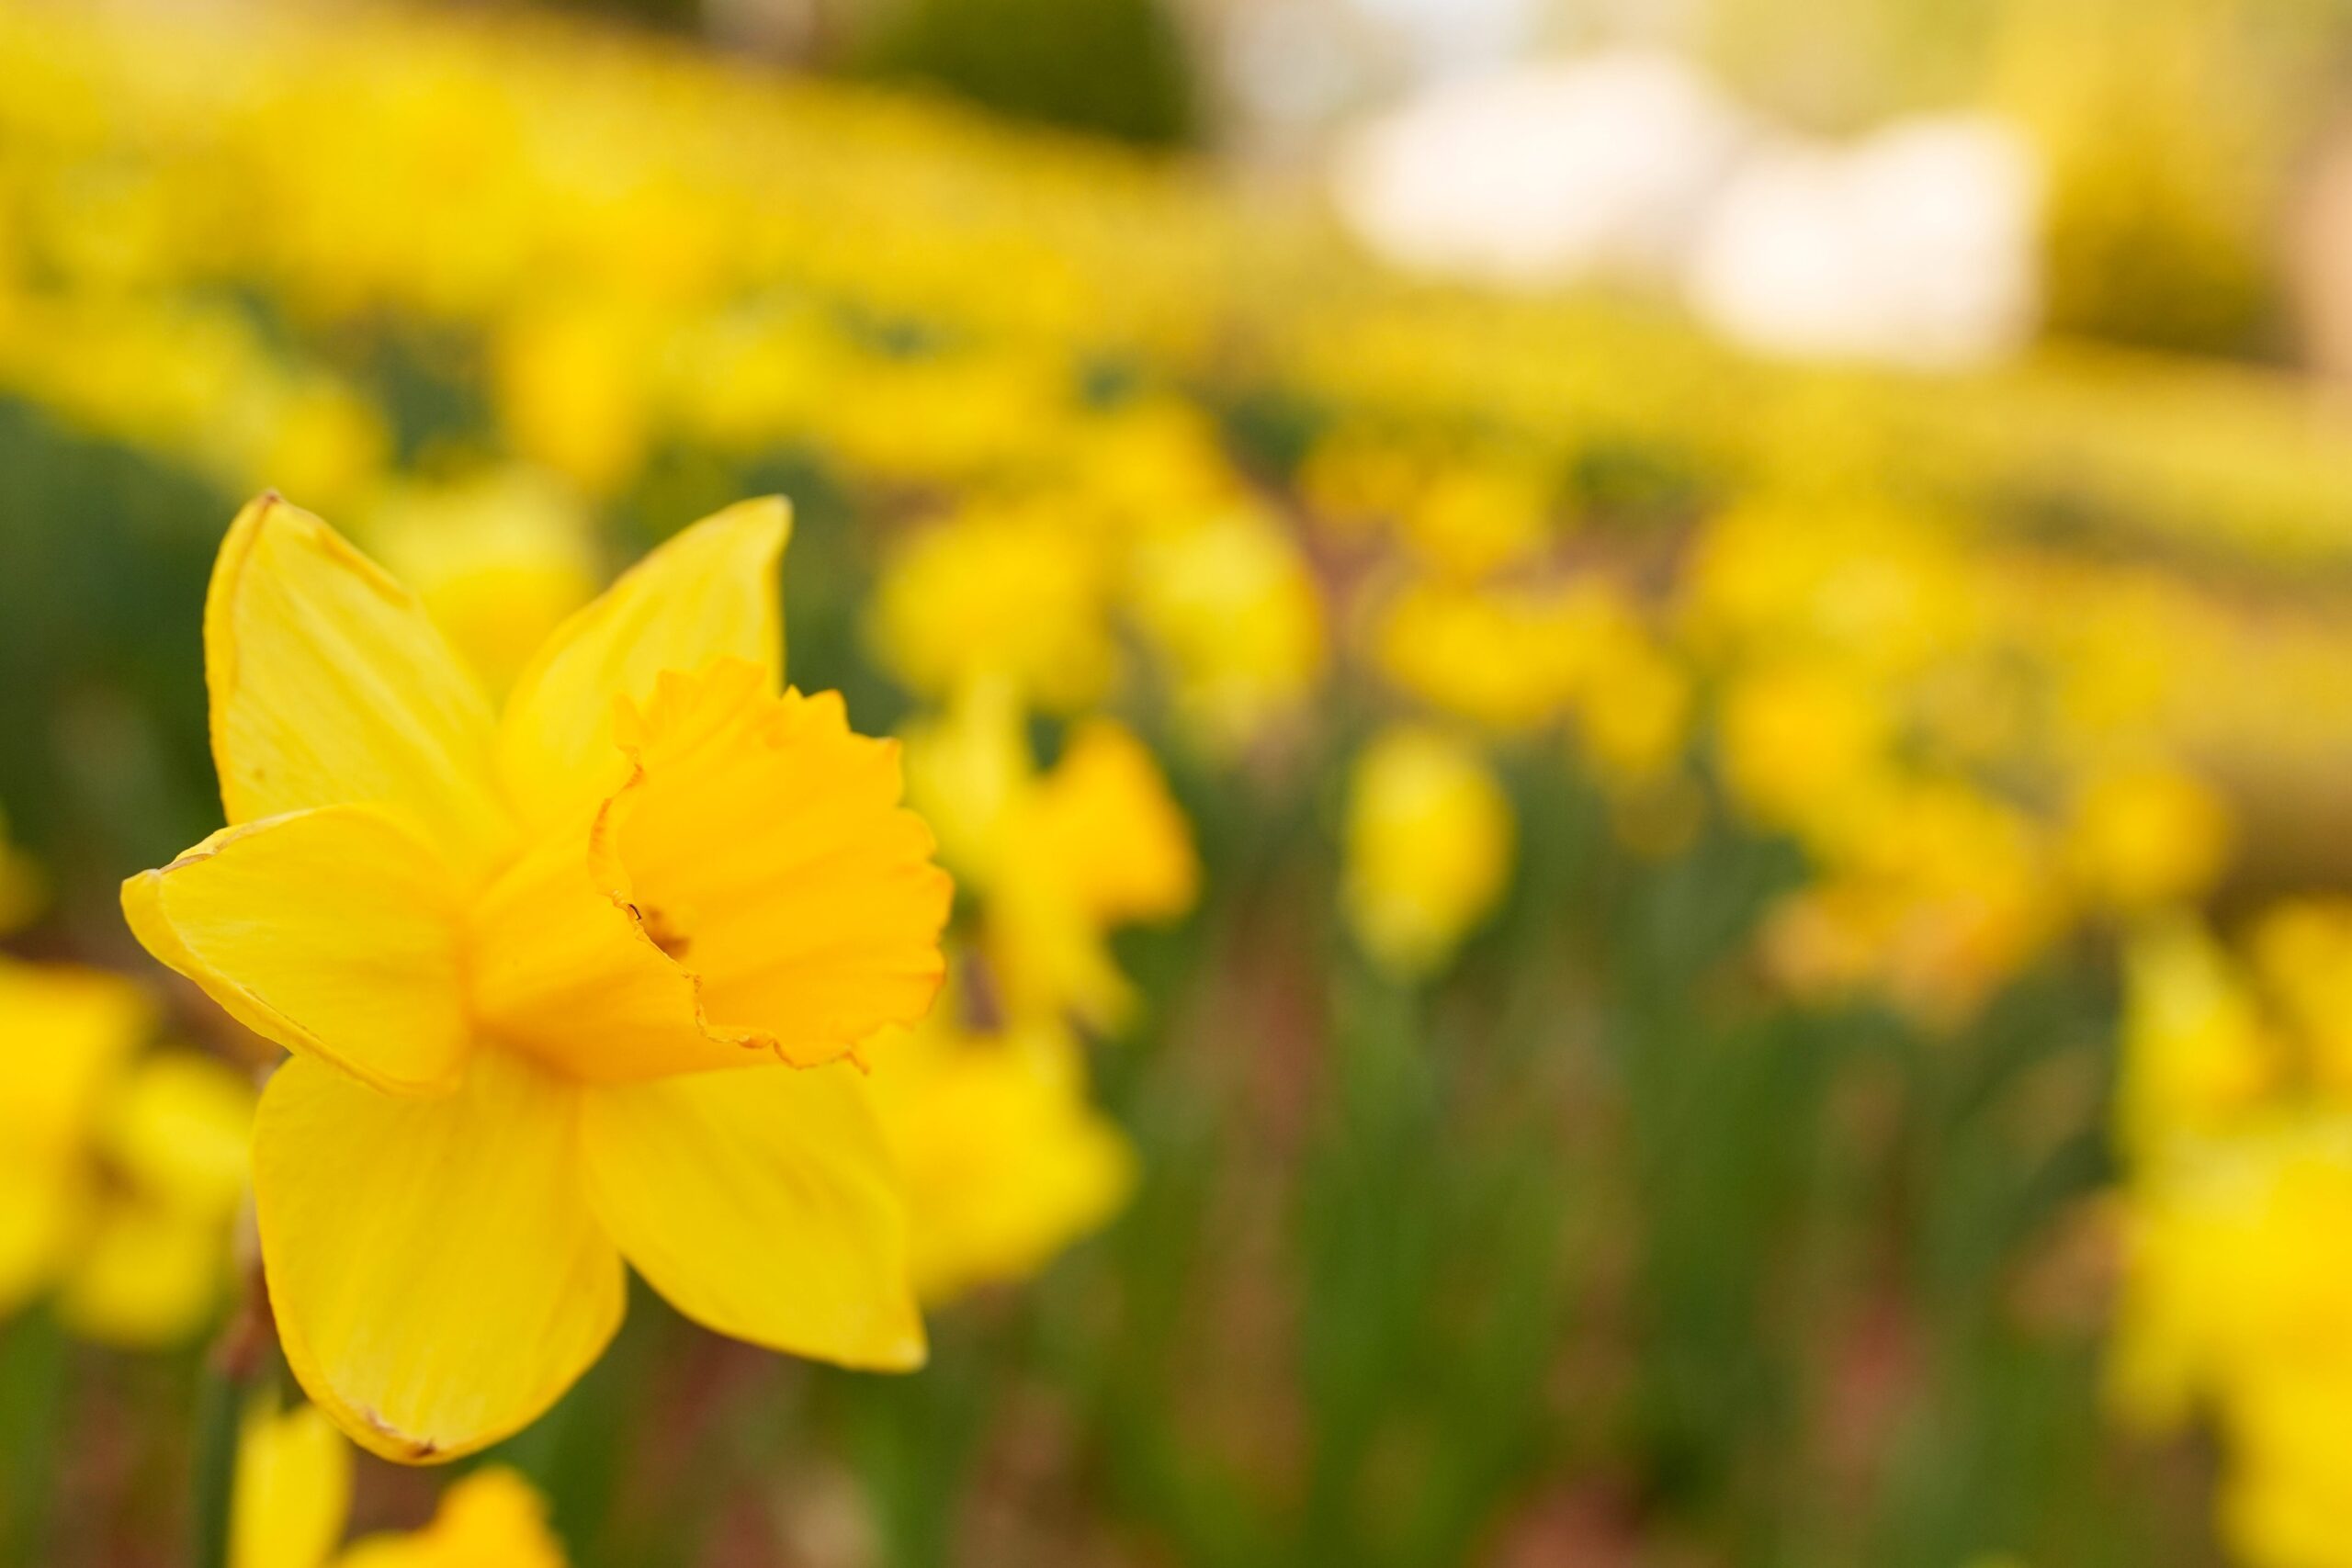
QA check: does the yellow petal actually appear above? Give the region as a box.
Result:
[579,1064,925,1372]
[0,959,151,1156]
[466,799,772,1085]
[871,1016,1136,1305]
[123,807,471,1099]
[54,1195,230,1348]
[232,1400,354,1568]
[204,495,511,881]
[1027,718,1197,926]
[603,662,952,1066]
[469,661,950,1080]
[337,1468,567,1568]
[254,1051,623,1464]
[497,499,788,830]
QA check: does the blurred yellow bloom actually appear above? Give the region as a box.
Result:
[2109,901,2352,1568]
[1717,660,1894,846]
[869,502,1121,715]
[2111,1119,2352,1568]
[234,1399,566,1568]
[124,496,949,1461]
[362,470,601,697]
[1126,508,1327,753]
[491,301,655,497]
[337,1469,566,1568]
[235,1400,353,1568]
[1372,580,1578,733]
[2245,902,2352,1096]
[2064,761,2233,915]
[1761,779,2060,1025]
[1397,461,1555,581]
[0,961,253,1348]
[1555,589,1691,788]
[1342,725,1515,979]
[868,990,1135,1304]
[902,681,1196,1031]
[2113,919,2276,1160]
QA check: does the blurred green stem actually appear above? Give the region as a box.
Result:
[190,1280,273,1568]
[0,1313,64,1566]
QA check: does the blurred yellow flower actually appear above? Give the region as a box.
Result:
[869,502,1121,715]
[1342,725,1515,979]
[1126,508,1327,753]
[1761,779,2060,1025]
[902,681,1196,1031]
[234,1399,566,1568]
[361,470,601,697]
[1716,660,1892,845]
[2111,1119,2352,1567]
[868,987,1136,1304]
[0,960,252,1348]
[491,301,656,497]
[2113,919,2276,1160]
[2109,901,2352,1568]
[1397,460,1555,581]
[236,1401,354,1568]
[2245,901,2352,1096]
[2064,761,2234,915]
[123,496,949,1461]
[1556,588,1691,788]
[1372,580,1578,733]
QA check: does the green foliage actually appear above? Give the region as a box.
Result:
[857,0,1196,146]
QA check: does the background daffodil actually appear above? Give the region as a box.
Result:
[233,1397,569,1568]
[124,495,953,1462]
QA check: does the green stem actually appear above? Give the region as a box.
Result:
[190,1280,272,1568]
[189,1352,241,1568]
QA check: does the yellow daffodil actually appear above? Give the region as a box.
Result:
[2109,902,2352,1568]
[1342,725,1515,980]
[901,681,1196,1032]
[2064,761,2234,915]
[2247,901,2352,1094]
[2113,919,2276,1158]
[1371,580,1580,734]
[124,495,952,1462]
[1759,778,2060,1026]
[867,502,1121,715]
[1125,509,1327,754]
[0,960,253,1348]
[234,1399,567,1568]
[866,978,1136,1303]
[1715,660,1894,847]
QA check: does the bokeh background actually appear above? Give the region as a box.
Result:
[8,0,2352,1563]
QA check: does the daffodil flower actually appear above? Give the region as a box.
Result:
[125,495,952,1462]
[900,679,1195,1032]
[234,1398,567,1568]
[865,966,1136,1304]
[0,959,253,1347]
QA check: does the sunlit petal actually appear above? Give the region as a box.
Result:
[254,1051,623,1464]
[580,1064,925,1371]
[123,807,471,1098]
[204,495,510,880]
[497,499,788,829]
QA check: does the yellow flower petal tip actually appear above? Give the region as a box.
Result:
[120,807,470,1100]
